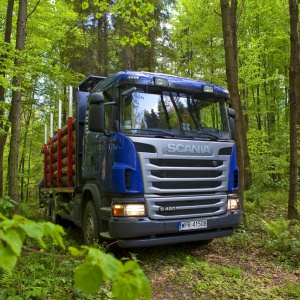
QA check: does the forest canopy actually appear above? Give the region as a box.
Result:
[0,0,298,218]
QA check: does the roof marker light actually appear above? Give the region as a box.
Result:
[203,85,214,93]
[154,77,168,86]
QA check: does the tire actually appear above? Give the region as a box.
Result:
[45,198,57,223]
[83,201,99,245]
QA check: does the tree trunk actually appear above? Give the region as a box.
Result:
[220,0,251,210]
[7,0,27,213]
[0,0,15,197]
[19,99,33,203]
[288,0,299,220]
[125,45,131,70]
[97,11,109,76]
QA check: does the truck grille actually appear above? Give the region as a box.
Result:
[149,159,223,168]
[131,137,232,220]
[146,194,227,219]
[152,181,220,189]
[143,158,228,194]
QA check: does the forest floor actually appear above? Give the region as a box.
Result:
[135,237,300,300]
[1,197,299,300]
[109,201,300,300]
[66,201,300,300]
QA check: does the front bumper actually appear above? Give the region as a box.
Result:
[108,210,242,248]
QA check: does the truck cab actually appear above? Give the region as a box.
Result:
[76,71,241,247]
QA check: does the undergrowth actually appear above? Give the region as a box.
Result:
[0,191,299,299]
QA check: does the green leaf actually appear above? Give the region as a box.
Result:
[1,219,15,230]
[2,228,25,256]
[7,296,23,300]
[123,259,140,272]
[82,1,89,10]
[113,276,136,300]
[0,243,18,271]
[113,260,151,300]
[82,248,123,279]
[93,250,123,280]
[42,222,65,249]
[74,262,103,294]
[0,229,4,240]
[68,246,87,257]
[20,222,44,240]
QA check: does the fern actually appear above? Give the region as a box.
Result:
[261,218,293,252]
[0,270,13,287]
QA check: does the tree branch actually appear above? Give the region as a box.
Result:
[27,0,40,20]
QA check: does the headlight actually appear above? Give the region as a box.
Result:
[112,203,146,217]
[227,194,240,210]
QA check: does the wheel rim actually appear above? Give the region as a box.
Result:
[85,211,95,244]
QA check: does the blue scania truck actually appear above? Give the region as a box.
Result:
[41,70,242,247]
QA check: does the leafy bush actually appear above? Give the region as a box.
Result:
[247,128,289,191]
[261,217,300,266]
[0,196,17,217]
[0,213,150,299]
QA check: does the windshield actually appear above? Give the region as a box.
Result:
[120,87,231,140]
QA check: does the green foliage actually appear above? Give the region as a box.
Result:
[84,0,155,47]
[0,196,17,217]
[140,245,296,300]
[0,214,65,271]
[261,217,293,251]
[247,128,289,192]
[261,217,300,265]
[0,214,150,299]
[112,259,151,300]
[72,246,150,299]
[169,0,225,83]
[296,201,300,216]
[0,196,299,299]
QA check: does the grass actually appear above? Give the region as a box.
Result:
[0,191,300,299]
[136,233,299,299]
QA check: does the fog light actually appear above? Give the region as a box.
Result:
[112,203,145,217]
[227,194,240,210]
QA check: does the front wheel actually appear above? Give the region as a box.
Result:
[83,201,99,245]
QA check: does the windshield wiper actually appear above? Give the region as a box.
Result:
[187,131,220,140]
[126,128,175,137]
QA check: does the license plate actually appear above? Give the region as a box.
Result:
[179,220,207,231]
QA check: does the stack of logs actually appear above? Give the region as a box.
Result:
[44,119,76,188]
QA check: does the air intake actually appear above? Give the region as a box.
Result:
[125,169,131,190]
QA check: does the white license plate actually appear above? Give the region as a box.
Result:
[179,220,207,231]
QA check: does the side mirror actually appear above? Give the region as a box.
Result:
[88,93,105,132]
[227,108,236,118]
[229,118,235,140]
[89,92,104,105]
[227,108,236,140]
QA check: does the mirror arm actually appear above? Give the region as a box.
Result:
[105,101,117,106]
[103,130,111,136]
[121,87,136,96]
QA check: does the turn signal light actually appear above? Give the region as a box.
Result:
[112,203,146,217]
